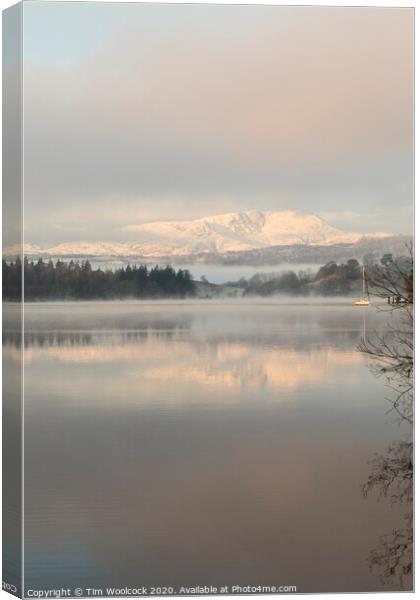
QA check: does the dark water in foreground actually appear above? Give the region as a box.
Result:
[3,301,412,593]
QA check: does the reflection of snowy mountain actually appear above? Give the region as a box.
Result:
[5,210,391,262]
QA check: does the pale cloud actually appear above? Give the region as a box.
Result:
[22,4,413,244]
[320,204,414,234]
[319,211,367,223]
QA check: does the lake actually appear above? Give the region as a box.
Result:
[3,300,412,593]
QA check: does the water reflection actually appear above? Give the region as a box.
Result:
[363,440,413,587]
[359,297,413,590]
[9,301,409,593]
[8,336,363,393]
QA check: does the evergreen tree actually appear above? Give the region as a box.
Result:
[3,258,197,300]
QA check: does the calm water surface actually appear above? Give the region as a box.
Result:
[4,301,412,593]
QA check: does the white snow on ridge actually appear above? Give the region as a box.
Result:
[117,210,390,255]
[4,210,391,259]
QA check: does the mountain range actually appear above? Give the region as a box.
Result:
[4,210,394,263]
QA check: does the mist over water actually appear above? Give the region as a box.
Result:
[173,263,320,284]
[72,260,320,285]
[3,300,411,593]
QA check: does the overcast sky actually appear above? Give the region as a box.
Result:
[23,2,413,246]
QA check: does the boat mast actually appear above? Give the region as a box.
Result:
[362,264,365,298]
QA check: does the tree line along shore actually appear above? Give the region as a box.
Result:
[2,255,405,301]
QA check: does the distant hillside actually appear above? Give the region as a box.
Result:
[215,235,411,266]
[4,209,394,263]
[224,255,412,297]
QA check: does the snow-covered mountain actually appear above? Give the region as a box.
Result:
[122,210,369,254]
[4,210,390,260]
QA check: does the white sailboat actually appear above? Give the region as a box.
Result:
[354,264,370,306]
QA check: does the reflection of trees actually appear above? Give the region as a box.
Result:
[2,317,194,349]
[358,248,413,589]
[362,440,413,587]
[359,304,413,424]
